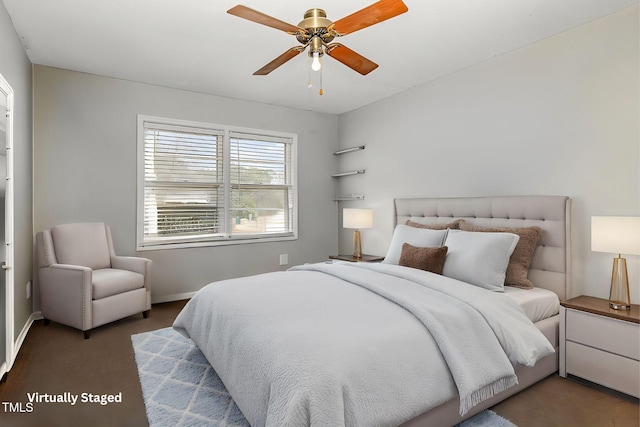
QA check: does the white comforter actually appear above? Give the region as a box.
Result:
[173,262,553,427]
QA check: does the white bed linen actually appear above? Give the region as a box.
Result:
[173,262,553,427]
[503,286,560,323]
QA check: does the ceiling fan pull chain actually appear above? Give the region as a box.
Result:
[319,68,323,96]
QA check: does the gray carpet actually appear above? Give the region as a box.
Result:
[132,327,515,427]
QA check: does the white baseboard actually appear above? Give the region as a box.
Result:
[0,361,7,382]
[151,292,196,304]
[15,311,41,353]
[4,311,41,376]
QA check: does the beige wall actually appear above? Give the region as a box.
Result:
[337,6,640,302]
[0,2,34,348]
[20,5,640,311]
[33,66,339,304]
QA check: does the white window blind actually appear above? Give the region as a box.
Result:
[137,116,297,249]
[230,132,294,237]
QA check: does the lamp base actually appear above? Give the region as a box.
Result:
[609,301,631,310]
[352,229,362,259]
[609,256,631,311]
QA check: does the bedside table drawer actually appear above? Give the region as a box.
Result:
[566,341,640,398]
[566,309,639,360]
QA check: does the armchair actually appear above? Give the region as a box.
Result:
[36,223,151,339]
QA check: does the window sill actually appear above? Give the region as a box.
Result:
[136,234,298,251]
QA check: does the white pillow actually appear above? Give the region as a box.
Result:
[442,229,520,292]
[382,225,448,265]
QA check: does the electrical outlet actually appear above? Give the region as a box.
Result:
[279,254,288,266]
[26,281,31,299]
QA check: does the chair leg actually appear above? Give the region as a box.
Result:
[143,310,150,318]
[83,330,91,339]
[43,318,50,325]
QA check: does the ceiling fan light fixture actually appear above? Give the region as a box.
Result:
[309,36,324,71]
[311,51,322,71]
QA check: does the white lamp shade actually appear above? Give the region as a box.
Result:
[591,216,640,255]
[343,208,373,229]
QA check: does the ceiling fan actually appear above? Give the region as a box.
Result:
[227,0,409,76]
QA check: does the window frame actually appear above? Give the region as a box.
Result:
[136,115,298,250]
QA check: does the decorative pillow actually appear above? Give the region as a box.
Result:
[459,223,542,289]
[382,225,448,265]
[399,244,448,275]
[406,219,464,230]
[442,229,520,292]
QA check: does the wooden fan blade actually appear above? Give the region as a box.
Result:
[326,44,378,75]
[254,47,304,75]
[227,5,301,34]
[332,0,408,35]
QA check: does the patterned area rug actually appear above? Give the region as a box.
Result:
[132,327,516,427]
[131,327,248,426]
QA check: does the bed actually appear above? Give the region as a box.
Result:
[173,195,572,427]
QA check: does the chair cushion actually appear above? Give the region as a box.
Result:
[51,223,111,270]
[92,269,144,300]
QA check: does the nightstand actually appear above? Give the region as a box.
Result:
[559,296,640,398]
[329,254,384,263]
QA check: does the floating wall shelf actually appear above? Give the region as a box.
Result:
[331,169,365,178]
[333,144,365,201]
[334,194,365,201]
[333,145,365,155]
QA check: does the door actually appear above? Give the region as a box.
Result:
[0,73,14,381]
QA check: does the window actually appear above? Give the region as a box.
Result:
[137,116,297,250]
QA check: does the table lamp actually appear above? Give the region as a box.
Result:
[591,216,640,310]
[343,208,373,259]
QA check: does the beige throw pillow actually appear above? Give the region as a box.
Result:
[398,243,448,275]
[459,223,542,289]
[406,219,463,230]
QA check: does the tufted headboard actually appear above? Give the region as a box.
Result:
[394,196,572,300]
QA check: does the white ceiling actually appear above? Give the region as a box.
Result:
[3,0,637,114]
